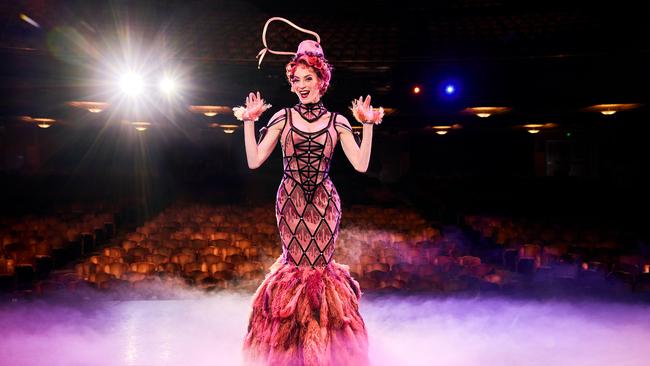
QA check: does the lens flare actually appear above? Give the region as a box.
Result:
[120,73,144,96]
[159,77,177,95]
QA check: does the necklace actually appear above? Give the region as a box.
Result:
[294,101,327,122]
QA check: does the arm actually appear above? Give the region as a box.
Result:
[336,116,373,173]
[244,110,285,169]
[338,95,384,173]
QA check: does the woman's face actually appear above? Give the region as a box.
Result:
[291,65,322,104]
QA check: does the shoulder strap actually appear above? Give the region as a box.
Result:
[266,109,287,129]
[328,112,336,128]
[334,114,352,133]
[257,109,288,145]
[285,108,292,128]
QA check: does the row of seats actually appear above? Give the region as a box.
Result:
[65,203,503,294]
[0,202,120,291]
[463,215,650,292]
[9,202,650,298]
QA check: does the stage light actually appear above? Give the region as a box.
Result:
[521,123,557,134]
[208,122,239,134]
[35,118,55,129]
[431,124,461,135]
[189,105,232,117]
[585,103,641,115]
[21,116,56,128]
[463,107,511,118]
[445,84,456,95]
[131,121,150,131]
[67,101,108,113]
[159,77,177,95]
[438,79,461,100]
[523,124,543,134]
[120,73,144,96]
[220,124,239,134]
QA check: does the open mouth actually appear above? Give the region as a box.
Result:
[299,91,310,98]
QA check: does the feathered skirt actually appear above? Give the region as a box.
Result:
[243,257,369,366]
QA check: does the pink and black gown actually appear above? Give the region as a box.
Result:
[244,102,369,366]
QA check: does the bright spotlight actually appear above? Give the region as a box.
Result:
[445,84,456,95]
[439,79,461,100]
[159,77,177,95]
[120,73,144,96]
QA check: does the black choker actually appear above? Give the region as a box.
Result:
[294,102,327,122]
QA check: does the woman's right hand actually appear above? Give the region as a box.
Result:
[350,95,383,125]
[233,91,271,122]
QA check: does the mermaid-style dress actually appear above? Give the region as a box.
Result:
[244,103,369,366]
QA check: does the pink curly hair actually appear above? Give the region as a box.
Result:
[286,53,333,95]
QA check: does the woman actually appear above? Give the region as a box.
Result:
[235,19,383,366]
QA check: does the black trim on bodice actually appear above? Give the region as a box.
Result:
[278,108,340,268]
[257,110,288,144]
[283,109,336,203]
[293,101,327,122]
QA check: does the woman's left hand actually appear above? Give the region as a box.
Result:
[350,95,384,125]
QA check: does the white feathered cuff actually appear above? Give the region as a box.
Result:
[233,106,247,121]
[233,104,272,122]
[350,100,384,125]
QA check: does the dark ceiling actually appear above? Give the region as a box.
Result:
[0,0,648,130]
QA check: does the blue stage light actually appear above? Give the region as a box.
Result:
[445,84,456,95]
[438,79,461,100]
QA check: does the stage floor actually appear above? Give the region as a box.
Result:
[1,291,649,366]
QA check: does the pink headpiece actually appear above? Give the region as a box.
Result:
[296,40,324,58]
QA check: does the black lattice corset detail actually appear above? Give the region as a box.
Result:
[275,108,340,268]
[275,177,341,267]
[282,126,334,203]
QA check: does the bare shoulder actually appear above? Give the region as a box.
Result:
[334,113,349,123]
[266,109,288,130]
[334,113,353,133]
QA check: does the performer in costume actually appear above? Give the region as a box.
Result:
[234,18,384,366]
